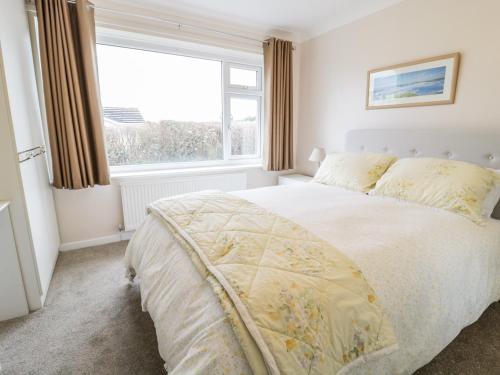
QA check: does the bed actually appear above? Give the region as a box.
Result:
[125,129,500,374]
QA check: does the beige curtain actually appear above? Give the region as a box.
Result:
[36,0,109,189]
[263,38,294,171]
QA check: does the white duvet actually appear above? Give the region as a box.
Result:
[125,182,500,374]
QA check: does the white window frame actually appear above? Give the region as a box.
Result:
[95,29,264,174]
[223,61,263,160]
[225,62,262,92]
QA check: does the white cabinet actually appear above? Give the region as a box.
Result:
[0,202,29,320]
[0,5,60,314]
[278,174,313,185]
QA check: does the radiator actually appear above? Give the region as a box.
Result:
[120,172,247,231]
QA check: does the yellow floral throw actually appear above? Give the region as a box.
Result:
[149,191,397,375]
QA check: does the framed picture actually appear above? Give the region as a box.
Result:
[366,53,460,109]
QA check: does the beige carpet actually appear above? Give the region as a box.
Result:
[0,241,498,374]
[0,242,163,375]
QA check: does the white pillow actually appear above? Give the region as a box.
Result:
[313,152,397,193]
[370,158,498,224]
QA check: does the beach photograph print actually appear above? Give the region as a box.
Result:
[366,53,460,109]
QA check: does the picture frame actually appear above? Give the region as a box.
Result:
[366,52,460,110]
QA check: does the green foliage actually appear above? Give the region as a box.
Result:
[105,120,256,166]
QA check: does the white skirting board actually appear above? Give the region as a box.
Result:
[59,231,133,252]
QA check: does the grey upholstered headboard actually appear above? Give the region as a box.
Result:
[345,129,500,169]
[345,129,500,219]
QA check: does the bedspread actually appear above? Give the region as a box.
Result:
[125,183,500,374]
[147,191,396,375]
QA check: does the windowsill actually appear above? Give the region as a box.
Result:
[111,162,264,184]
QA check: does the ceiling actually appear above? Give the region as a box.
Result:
[125,0,406,41]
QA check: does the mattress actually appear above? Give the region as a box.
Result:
[125,182,500,374]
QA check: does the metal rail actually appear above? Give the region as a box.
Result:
[18,145,46,163]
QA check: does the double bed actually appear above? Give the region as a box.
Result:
[125,129,500,374]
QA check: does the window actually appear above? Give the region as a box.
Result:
[229,67,259,89]
[228,96,259,156]
[96,38,263,171]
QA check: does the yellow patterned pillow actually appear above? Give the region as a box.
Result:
[371,157,498,224]
[313,152,397,193]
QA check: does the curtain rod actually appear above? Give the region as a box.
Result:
[63,0,278,46]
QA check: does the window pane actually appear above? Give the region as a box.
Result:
[97,44,223,166]
[230,97,258,156]
[230,67,257,87]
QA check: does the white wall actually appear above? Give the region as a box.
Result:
[53,184,122,246]
[93,0,296,54]
[297,0,500,176]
